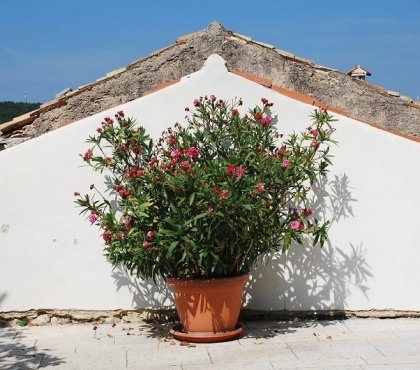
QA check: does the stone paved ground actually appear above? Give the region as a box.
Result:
[1,318,420,369]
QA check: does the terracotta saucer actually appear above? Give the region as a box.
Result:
[170,323,244,343]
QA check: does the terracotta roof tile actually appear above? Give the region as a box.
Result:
[230,70,272,88]
[142,79,180,96]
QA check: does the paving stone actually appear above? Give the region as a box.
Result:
[362,365,420,369]
[2,319,420,368]
[183,360,274,369]
[363,355,420,365]
[367,338,420,357]
[287,339,382,361]
[208,342,296,364]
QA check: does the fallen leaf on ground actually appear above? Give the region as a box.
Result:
[326,335,332,340]
[107,333,113,338]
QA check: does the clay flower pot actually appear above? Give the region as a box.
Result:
[167,274,248,342]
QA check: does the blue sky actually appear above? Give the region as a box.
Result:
[0,0,419,103]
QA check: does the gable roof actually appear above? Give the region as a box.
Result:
[1,21,419,149]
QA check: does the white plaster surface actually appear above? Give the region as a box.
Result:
[0,55,419,311]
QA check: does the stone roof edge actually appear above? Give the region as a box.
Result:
[1,22,419,137]
[230,69,420,144]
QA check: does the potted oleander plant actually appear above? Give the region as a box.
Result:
[75,95,336,342]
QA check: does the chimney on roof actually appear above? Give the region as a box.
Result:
[347,65,372,81]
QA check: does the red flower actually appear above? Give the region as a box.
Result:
[117,111,125,117]
[73,192,80,196]
[143,240,150,249]
[102,232,112,244]
[219,190,229,200]
[193,99,200,107]
[231,108,239,116]
[168,136,176,146]
[303,208,313,217]
[282,159,290,169]
[254,112,262,121]
[226,164,235,175]
[131,146,141,155]
[261,98,268,105]
[146,230,155,239]
[187,146,199,158]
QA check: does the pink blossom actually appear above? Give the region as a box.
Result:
[180,160,189,170]
[170,149,180,159]
[88,213,98,224]
[235,166,245,177]
[124,218,132,228]
[256,183,265,193]
[83,149,93,161]
[143,240,150,249]
[146,230,155,239]
[310,128,318,137]
[260,116,272,126]
[261,98,269,105]
[282,159,290,169]
[290,220,301,230]
[187,146,199,158]
[231,108,239,116]
[209,95,216,102]
[274,145,286,157]
[96,127,103,133]
[193,99,200,107]
[117,231,125,240]
[73,192,80,197]
[117,111,125,117]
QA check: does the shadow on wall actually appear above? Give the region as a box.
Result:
[0,293,7,309]
[111,173,372,311]
[112,268,175,309]
[245,172,372,310]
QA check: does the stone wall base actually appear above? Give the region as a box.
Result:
[1,309,420,327]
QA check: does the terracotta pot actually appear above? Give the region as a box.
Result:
[167,274,248,334]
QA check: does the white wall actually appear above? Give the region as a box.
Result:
[1,55,419,312]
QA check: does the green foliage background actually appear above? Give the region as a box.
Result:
[0,101,41,124]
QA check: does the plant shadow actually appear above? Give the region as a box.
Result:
[244,172,371,311]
